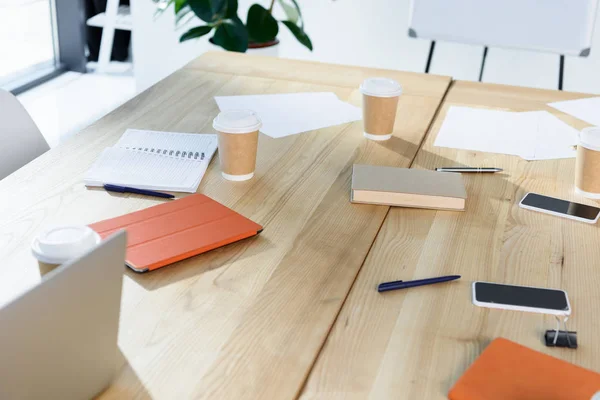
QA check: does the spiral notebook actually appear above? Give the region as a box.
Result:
[85,129,218,193]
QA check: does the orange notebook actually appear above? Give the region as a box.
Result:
[89,194,262,272]
[449,338,600,400]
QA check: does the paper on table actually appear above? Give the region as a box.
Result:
[434,106,578,160]
[434,107,535,158]
[548,97,600,127]
[214,92,362,138]
[531,112,579,160]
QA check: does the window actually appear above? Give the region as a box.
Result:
[0,0,59,90]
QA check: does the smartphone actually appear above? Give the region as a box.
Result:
[472,281,571,316]
[519,192,600,224]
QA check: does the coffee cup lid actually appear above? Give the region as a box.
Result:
[213,110,262,134]
[579,127,600,151]
[31,225,101,264]
[360,78,403,97]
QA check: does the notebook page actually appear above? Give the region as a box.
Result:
[116,129,217,160]
[85,147,208,192]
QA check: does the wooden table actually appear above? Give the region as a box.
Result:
[0,52,450,399]
[300,81,600,399]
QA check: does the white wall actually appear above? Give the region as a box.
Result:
[131,0,432,92]
[131,0,213,92]
[132,0,600,94]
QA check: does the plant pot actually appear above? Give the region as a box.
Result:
[247,39,280,57]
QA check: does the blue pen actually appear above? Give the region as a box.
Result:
[377,275,461,293]
[103,184,175,199]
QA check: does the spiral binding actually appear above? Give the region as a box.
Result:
[125,147,205,160]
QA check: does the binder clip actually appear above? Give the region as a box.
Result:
[545,316,577,349]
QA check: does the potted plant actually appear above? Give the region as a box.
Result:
[155,0,312,52]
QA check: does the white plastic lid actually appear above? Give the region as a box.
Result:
[579,127,600,151]
[213,109,262,134]
[360,78,403,97]
[31,225,101,264]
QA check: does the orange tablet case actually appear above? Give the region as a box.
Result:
[448,338,600,400]
[89,194,262,272]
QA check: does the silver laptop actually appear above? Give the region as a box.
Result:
[0,231,127,400]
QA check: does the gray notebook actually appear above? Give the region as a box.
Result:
[351,164,467,210]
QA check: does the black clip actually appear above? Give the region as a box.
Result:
[545,315,577,349]
[545,330,577,349]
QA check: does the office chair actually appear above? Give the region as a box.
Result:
[0,89,50,180]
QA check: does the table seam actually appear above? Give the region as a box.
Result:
[290,78,456,400]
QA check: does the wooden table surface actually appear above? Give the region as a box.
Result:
[0,52,450,399]
[300,81,600,399]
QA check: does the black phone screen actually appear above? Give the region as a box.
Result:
[522,193,600,221]
[474,282,569,311]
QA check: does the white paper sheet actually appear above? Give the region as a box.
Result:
[531,112,579,160]
[434,106,578,160]
[548,97,600,127]
[214,92,362,138]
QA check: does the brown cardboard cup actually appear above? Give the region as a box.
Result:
[31,226,101,277]
[575,127,600,199]
[213,110,262,181]
[360,78,402,141]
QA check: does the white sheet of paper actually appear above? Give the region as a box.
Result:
[548,97,600,127]
[214,92,362,138]
[434,106,578,160]
[530,112,578,160]
[434,107,536,158]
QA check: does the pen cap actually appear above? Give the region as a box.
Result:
[31,225,101,264]
[213,110,262,134]
[360,78,403,98]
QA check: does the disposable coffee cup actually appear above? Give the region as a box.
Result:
[575,127,600,199]
[213,110,262,181]
[31,225,101,276]
[360,78,402,141]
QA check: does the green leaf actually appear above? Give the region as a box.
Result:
[277,0,300,25]
[180,25,213,42]
[210,17,248,52]
[224,0,238,18]
[187,0,227,23]
[281,21,312,51]
[246,4,278,43]
[174,0,188,13]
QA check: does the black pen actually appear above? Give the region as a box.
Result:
[378,275,461,293]
[435,167,503,173]
[103,184,175,199]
